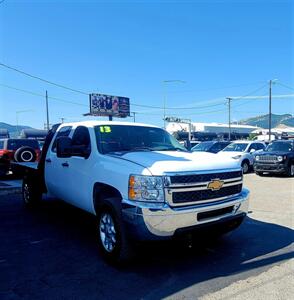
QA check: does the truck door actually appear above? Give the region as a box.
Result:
[60,126,94,212]
[44,126,72,199]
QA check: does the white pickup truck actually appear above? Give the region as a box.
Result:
[14,121,249,263]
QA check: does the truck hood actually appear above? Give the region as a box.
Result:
[114,151,240,175]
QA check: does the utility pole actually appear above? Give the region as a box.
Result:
[46,90,50,130]
[268,80,272,142]
[163,85,167,128]
[226,97,232,141]
[60,117,65,123]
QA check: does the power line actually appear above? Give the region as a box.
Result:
[0,62,276,110]
[229,83,268,100]
[165,81,267,94]
[132,100,226,110]
[0,83,87,107]
[0,79,227,110]
[142,83,269,111]
[1,82,228,116]
[0,63,88,95]
[232,94,294,100]
[276,81,294,91]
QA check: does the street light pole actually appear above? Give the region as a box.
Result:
[268,79,278,142]
[226,97,232,141]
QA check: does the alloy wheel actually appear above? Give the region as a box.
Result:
[99,212,117,253]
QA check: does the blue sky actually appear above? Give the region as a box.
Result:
[0,0,293,129]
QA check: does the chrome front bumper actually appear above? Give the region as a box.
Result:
[122,188,249,240]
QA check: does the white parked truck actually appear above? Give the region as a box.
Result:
[13,121,249,263]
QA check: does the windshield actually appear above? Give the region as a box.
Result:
[191,141,214,152]
[95,125,187,154]
[223,143,248,152]
[266,142,293,152]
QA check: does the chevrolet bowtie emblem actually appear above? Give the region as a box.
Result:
[207,179,224,191]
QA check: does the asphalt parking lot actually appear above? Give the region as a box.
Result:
[0,174,293,300]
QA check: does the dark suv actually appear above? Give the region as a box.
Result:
[253,140,294,176]
[0,139,41,176]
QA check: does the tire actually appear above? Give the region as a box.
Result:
[22,176,42,207]
[286,163,294,177]
[241,160,250,174]
[96,198,134,264]
[14,146,36,163]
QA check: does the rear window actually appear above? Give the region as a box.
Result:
[7,139,40,150]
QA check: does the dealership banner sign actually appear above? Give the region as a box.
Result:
[89,94,130,118]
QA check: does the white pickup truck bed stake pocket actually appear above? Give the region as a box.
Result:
[13,121,249,263]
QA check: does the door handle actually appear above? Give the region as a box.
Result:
[46,158,52,163]
[62,162,69,167]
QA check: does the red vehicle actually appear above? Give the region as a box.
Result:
[0,138,41,176]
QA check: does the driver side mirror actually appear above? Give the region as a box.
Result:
[250,148,256,153]
[56,136,72,158]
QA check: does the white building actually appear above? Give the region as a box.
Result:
[166,122,259,135]
[252,124,294,135]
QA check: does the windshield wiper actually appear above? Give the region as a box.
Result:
[109,146,154,153]
[157,147,188,152]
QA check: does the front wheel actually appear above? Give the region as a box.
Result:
[22,176,42,207]
[97,200,134,264]
[241,161,250,174]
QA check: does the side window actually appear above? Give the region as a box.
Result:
[257,143,265,150]
[248,143,254,152]
[51,126,72,152]
[71,126,91,157]
[210,143,222,153]
[248,143,259,152]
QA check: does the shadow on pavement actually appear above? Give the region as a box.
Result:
[0,196,293,299]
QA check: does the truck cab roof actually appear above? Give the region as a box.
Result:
[58,121,159,129]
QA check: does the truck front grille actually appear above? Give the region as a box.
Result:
[170,170,242,185]
[172,184,242,204]
[166,170,242,206]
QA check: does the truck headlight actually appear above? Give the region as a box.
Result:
[232,155,242,159]
[255,155,260,161]
[277,156,283,162]
[128,175,164,202]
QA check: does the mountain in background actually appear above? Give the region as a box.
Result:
[236,114,294,129]
[0,122,32,138]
